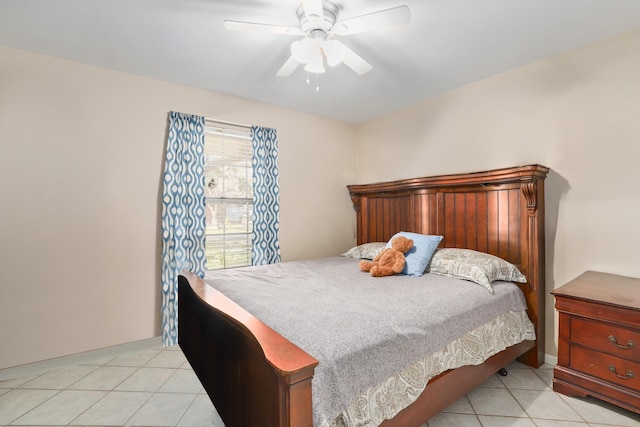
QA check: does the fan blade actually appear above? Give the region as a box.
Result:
[276,56,301,77]
[341,45,373,75]
[302,0,324,19]
[224,20,302,36]
[331,5,410,36]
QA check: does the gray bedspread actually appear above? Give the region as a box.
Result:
[202,256,529,427]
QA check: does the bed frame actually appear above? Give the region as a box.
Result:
[178,164,548,427]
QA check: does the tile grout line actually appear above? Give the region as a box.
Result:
[0,337,162,382]
[66,362,148,427]
[172,393,199,427]
[500,365,590,426]
[11,356,109,426]
[120,349,190,427]
[123,358,179,427]
[6,388,64,426]
[14,363,101,426]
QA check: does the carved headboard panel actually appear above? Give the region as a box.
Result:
[347,164,548,367]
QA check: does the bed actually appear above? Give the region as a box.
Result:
[178,164,548,427]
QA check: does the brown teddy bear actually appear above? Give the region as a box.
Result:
[359,236,414,277]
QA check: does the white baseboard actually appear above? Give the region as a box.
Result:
[544,353,558,367]
[0,336,163,381]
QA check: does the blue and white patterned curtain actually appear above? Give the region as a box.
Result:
[161,112,207,346]
[251,126,281,265]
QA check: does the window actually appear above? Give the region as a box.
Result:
[203,123,253,270]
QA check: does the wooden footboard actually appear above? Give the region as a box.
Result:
[178,271,318,427]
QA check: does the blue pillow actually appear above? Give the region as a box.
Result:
[386,232,443,276]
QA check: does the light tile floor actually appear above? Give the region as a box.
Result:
[1,345,639,426]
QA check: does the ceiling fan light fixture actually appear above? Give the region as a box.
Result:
[304,62,325,74]
[304,49,325,74]
[224,1,411,78]
[291,38,315,64]
[323,39,346,67]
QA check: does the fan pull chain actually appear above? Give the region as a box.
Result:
[304,71,320,92]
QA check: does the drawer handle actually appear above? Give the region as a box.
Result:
[609,335,635,349]
[608,365,635,380]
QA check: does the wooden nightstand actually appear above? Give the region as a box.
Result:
[552,271,640,414]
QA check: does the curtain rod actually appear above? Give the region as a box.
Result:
[205,117,251,130]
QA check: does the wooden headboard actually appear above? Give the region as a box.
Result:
[347,164,548,367]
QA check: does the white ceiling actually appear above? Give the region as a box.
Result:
[2,0,640,123]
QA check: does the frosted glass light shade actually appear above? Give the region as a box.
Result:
[291,38,316,64]
[323,40,346,67]
[304,48,325,73]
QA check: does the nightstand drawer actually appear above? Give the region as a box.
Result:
[571,317,640,360]
[570,345,640,392]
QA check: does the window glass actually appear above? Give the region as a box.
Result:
[204,125,253,270]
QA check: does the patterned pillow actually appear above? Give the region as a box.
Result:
[341,242,387,259]
[427,248,527,293]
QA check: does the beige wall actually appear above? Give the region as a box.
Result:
[0,47,356,369]
[3,28,640,369]
[356,29,640,360]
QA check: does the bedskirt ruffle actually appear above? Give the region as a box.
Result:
[331,310,536,427]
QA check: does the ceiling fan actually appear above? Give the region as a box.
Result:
[224,0,411,77]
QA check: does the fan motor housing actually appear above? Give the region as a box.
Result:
[297,1,338,36]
